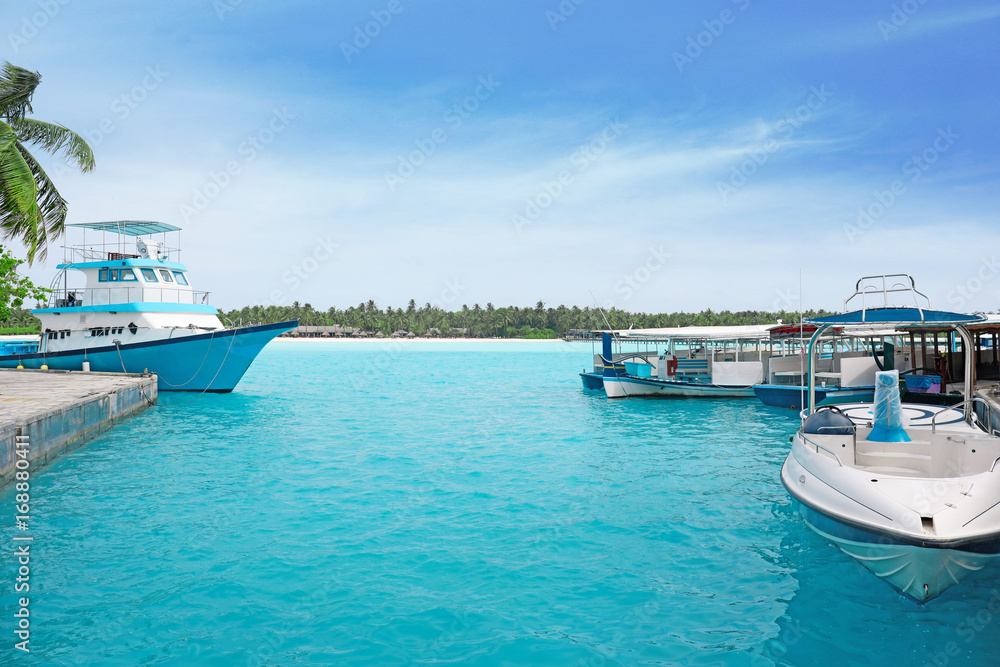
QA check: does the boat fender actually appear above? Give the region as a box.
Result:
[802,406,854,436]
[40,364,48,370]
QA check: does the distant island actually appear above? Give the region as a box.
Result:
[222,301,835,339]
[0,301,835,338]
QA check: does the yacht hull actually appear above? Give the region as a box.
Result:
[0,321,295,392]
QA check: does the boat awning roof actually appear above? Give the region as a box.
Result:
[615,324,774,340]
[66,221,180,235]
[806,307,985,326]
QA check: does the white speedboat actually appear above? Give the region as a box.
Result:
[0,221,296,392]
[781,274,1000,601]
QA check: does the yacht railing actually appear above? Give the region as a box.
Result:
[799,431,845,467]
[60,243,180,264]
[931,397,992,434]
[47,287,210,308]
[843,273,931,317]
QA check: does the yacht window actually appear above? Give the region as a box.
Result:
[172,271,188,285]
[158,269,174,283]
[108,269,119,282]
[141,269,158,282]
[99,268,109,282]
[120,268,138,282]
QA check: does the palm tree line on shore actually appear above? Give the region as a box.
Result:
[219,300,834,338]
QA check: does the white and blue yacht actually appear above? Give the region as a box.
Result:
[781,275,1000,601]
[0,221,296,392]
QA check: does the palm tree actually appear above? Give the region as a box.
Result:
[0,63,95,262]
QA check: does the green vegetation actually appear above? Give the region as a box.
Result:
[0,249,48,321]
[0,62,95,262]
[0,307,41,333]
[223,300,834,338]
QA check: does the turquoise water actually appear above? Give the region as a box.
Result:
[3,340,1000,665]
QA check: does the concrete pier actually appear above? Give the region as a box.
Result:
[0,369,157,484]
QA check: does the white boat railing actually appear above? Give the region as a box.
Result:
[60,243,181,264]
[844,273,931,315]
[47,287,210,308]
[931,397,992,434]
[799,431,846,467]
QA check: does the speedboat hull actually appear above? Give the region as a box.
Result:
[604,375,756,398]
[0,321,295,392]
[787,494,1000,601]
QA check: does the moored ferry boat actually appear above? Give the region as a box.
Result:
[595,326,771,398]
[0,221,296,392]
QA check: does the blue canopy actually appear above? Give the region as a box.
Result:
[66,221,180,235]
[806,307,984,326]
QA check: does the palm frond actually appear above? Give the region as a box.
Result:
[9,117,95,172]
[0,122,46,262]
[0,123,39,219]
[16,143,67,261]
[0,63,40,121]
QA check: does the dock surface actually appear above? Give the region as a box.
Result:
[0,369,157,483]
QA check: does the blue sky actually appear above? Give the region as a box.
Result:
[4,0,1000,314]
